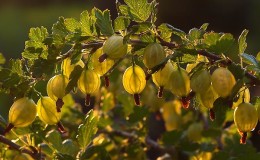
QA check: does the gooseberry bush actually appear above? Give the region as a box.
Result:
[0,0,260,159]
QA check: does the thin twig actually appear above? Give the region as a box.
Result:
[0,135,43,159]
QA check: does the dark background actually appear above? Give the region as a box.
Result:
[0,0,260,154]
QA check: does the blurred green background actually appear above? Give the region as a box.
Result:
[0,0,259,138]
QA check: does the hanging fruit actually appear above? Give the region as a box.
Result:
[78,69,101,106]
[99,35,128,62]
[92,48,115,87]
[122,65,146,106]
[47,74,69,112]
[234,102,258,144]
[198,86,219,120]
[190,69,211,94]
[152,61,174,98]
[143,43,166,69]
[4,97,37,134]
[211,67,236,98]
[62,57,85,78]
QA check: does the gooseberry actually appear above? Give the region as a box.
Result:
[122,65,146,106]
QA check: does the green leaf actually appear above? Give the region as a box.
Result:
[114,16,130,32]
[94,8,114,36]
[204,32,221,46]
[46,130,62,151]
[80,146,111,160]
[29,26,49,42]
[202,128,222,138]
[238,29,249,54]
[9,59,23,75]
[128,106,149,124]
[188,28,204,41]
[123,0,152,22]
[52,17,69,46]
[65,65,83,94]
[64,18,81,33]
[30,58,55,78]
[55,154,75,160]
[200,23,209,31]
[60,139,79,157]
[241,53,259,67]
[118,93,134,116]
[158,24,172,42]
[161,130,182,146]
[77,109,99,149]
[0,53,6,64]
[211,97,230,127]
[80,10,95,36]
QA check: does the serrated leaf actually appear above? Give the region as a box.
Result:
[9,59,23,75]
[188,28,204,41]
[241,53,259,66]
[77,110,99,149]
[46,130,62,151]
[158,24,172,42]
[30,58,55,78]
[114,16,130,32]
[94,8,114,36]
[64,18,81,33]
[29,26,49,42]
[80,10,94,36]
[200,23,209,31]
[52,17,69,46]
[165,24,186,38]
[65,65,83,94]
[204,32,221,46]
[123,0,152,22]
[0,53,6,64]
[22,51,39,60]
[238,29,248,54]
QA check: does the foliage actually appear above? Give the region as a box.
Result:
[0,0,260,159]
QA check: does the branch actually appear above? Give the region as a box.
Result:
[0,135,43,159]
[102,129,177,156]
[197,50,260,85]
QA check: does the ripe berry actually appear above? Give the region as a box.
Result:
[99,35,128,62]
[211,67,236,98]
[190,69,211,94]
[4,97,37,134]
[77,69,101,106]
[122,65,146,105]
[62,57,84,78]
[152,62,174,98]
[47,74,69,112]
[234,102,258,144]
[143,43,165,69]
[92,48,114,87]
[37,96,61,125]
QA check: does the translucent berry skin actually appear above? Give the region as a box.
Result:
[8,97,37,127]
[211,67,236,98]
[143,43,165,69]
[92,48,114,75]
[152,62,174,90]
[198,86,219,109]
[62,58,84,78]
[77,69,101,95]
[122,65,146,95]
[191,69,211,94]
[170,68,191,97]
[37,97,61,125]
[47,74,69,101]
[234,103,258,133]
[102,35,128,60]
